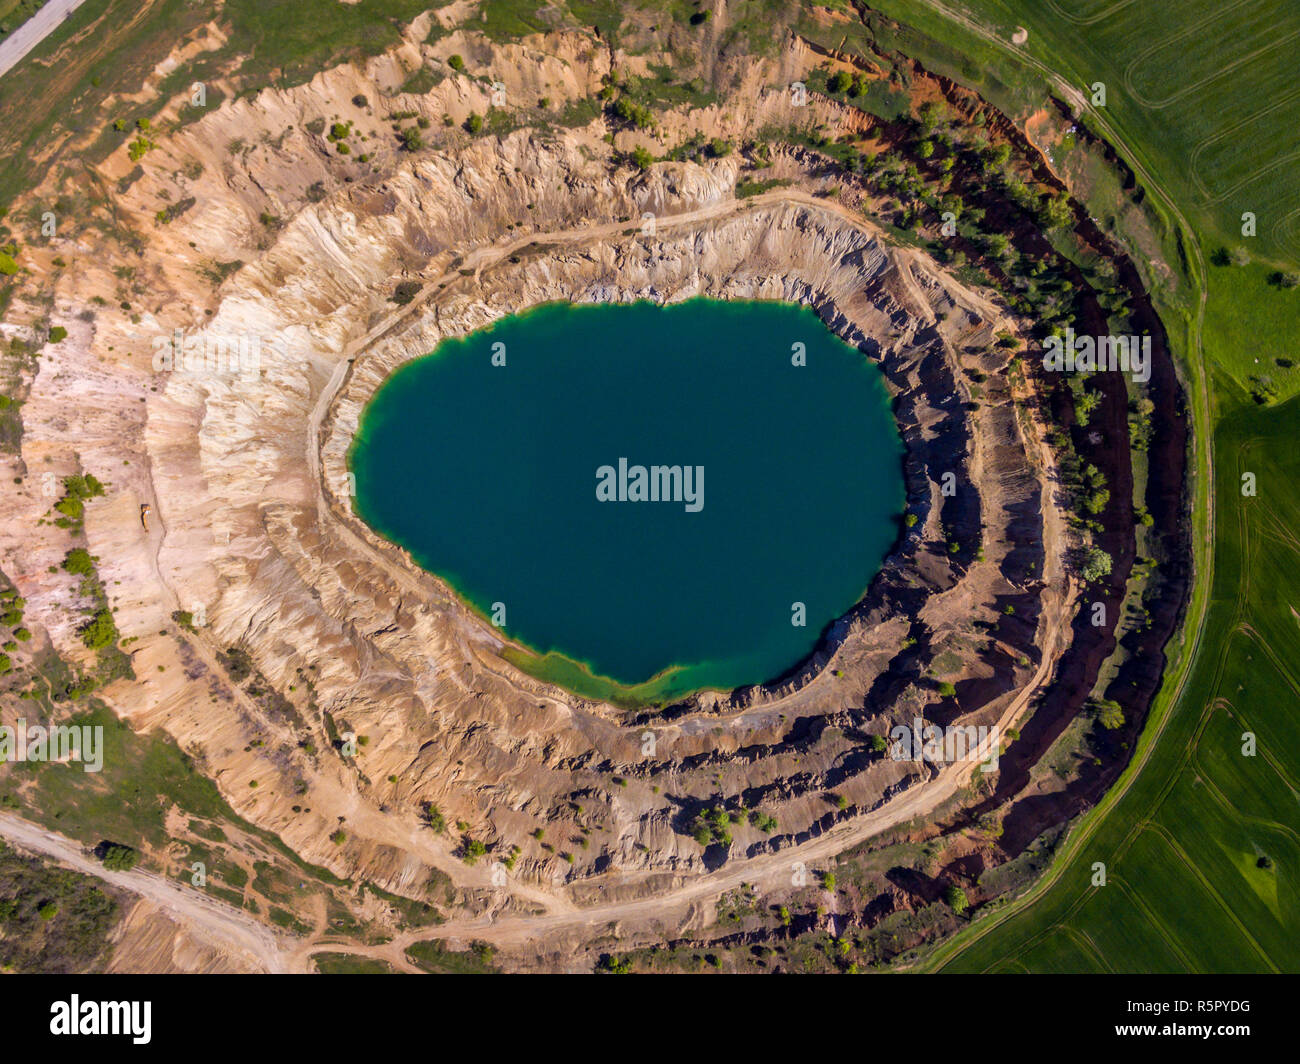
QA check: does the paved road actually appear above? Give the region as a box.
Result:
[0,0,87,79]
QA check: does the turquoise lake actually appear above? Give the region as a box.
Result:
[348,298,905,705]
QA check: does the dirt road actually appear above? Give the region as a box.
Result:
[0,811,298,972]
[0,0,87,78]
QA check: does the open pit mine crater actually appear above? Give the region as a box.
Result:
[1,26,1155,962]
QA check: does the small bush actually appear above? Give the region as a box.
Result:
[62,548,94,575]
[100,844,139,872]
[78,609,117,650]
[390,281,421,305]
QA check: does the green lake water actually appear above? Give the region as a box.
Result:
[348,298,904,706]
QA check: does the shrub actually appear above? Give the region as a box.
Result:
[1094,698,1125,730]
[945,883,969,914]
[56,475,103,515]
[48,326,67,343]
[423,803,447,833]
[464,112,483,134]
[1080,546,1113,583]
[689,806,733,847]
[936,681,957,697]
[447,54,464,72]
[595,953,633,974]
[390,281,421,305]
[100,844,138,872]
[62,548,94,575]
[78,609,117,650]
[612,96,653,129]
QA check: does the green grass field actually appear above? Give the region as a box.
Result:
[1203,261,1300,402]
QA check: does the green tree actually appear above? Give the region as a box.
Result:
[1080,546,1113,583]
[100,844,138,872]
[78,609,117,650]
[62,548,94,576]
[1094,698,1125,730]
[612,96,653,129]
